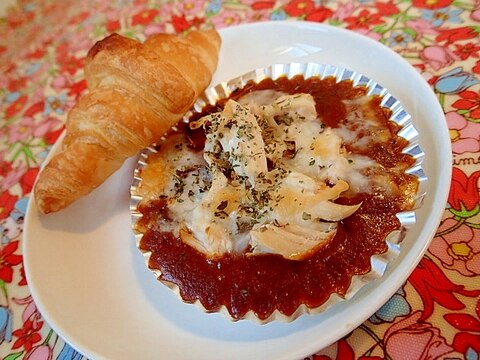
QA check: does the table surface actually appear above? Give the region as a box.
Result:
[1,1,479,359]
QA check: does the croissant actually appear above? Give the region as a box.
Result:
[34,29,221,214]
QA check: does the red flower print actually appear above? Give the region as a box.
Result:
[0,158,12,179]
[251,1,275,10]
[44,127,64,145]
[106,19,121,32]
[412,0,453,9]
[0,191,18,220]
[68,79,87,100]
[131,9,159,26]
[430,217,480,275]
[55,42,69,60]
[172,14,205,30]
[450,301,480,355]
[55,41,84,76]
[12,319,43,352]
[23,101,45,117]
[453,332,480,354]
[454,42,480,61]
[20,168,40,196]
[59,56,84,76]
[408,258,480,321]
[172,15,190,33]
[6,95,28,119]
[0,241,23,283]
[7,77,27,92]
[68,11,90,26]
[384,311,453,360]
[445,313,480,332]
[453,90,480,119]
[447,168,480,215]
[335,339,354,359]
[473,60,480,75]
[375,1,400,16]
[436,26,478,44]
[305,7,334,22]
[26,48,46,60]
[344,9,384,30]
[192,17,206,29]
[6,9,35,29]
[18,264,27,286]
[284,0,315,17]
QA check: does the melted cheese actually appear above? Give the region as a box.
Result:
[203,100,268,186]
[142,91,404,260]
[271,173,360,223]
[250,222,337,260]
[138,133,205,203]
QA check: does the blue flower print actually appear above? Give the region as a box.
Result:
[369,287,411,324]
[5,91,21,104]
[0,306,13,344]
[56,342,84,360]
[24,62,42,76]
[386,30,414,48]
[466,347,479,360]
[270,9,287,21]
[421,7,463,27]
[206,0,222,16]
[44,93,68,116]
[434,67,480,94]
[15,197,29,216]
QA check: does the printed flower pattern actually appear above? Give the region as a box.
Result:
[0,241,23,283]
[1,0,480,359]
[447,167,480,217]
[434,67,479,94]
[12,319,43,353]
[369,288,411,324]
[420,46,458,71]
[431,217,480,275]
[447,111,480,154]
[453,90,480,119]
[383,311,453,360]
[0,191,18,220]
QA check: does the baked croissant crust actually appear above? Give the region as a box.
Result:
[34,29,221,214]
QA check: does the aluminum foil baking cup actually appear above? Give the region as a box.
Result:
[130,63,428,324]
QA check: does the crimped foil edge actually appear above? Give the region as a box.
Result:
[130,63,427,324]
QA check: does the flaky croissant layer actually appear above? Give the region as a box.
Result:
[34,29,221,214]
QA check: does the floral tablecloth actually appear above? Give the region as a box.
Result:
[1,0,479,359]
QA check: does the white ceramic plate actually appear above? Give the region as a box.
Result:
[23,21,451,360]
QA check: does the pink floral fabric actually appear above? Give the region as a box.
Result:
[1,0,479,359]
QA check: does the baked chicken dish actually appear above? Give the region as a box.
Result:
[133,71,421,321]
